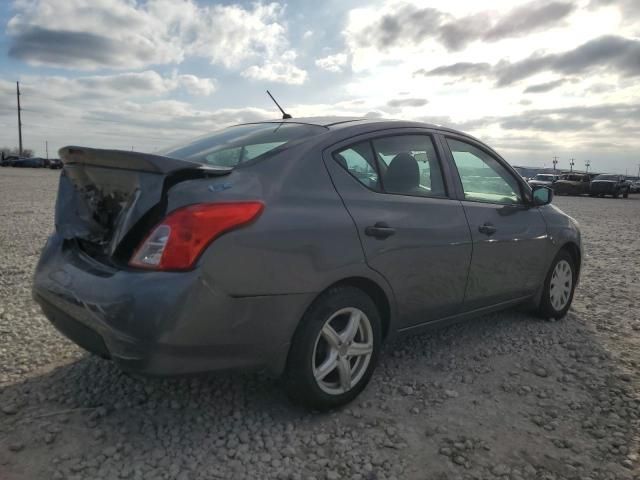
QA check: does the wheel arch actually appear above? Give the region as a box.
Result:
[325,277,393,340]
[559,241,581,278]
[275,275,395,378]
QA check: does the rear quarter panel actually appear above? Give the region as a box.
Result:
[164,144,392,299]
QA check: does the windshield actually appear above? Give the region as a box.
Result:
[534,174,555,181]
[595,174,619,181]
[159,123,327,167]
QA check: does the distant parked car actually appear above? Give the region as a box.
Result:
[13,157,46,168]
[528,173,559,189]
[553,173,591,196]
[629,181,640,193]
[48,158,63,169]
[1,155,20,167]
[590,174,630,198]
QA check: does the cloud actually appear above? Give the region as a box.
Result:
[500,116,595,132]
[7,27,140,69]
[523,78,570,93]
[6,0,306,83]
[483,1,576,42]
[345,0,577,54]
[387,98,429,108]
[414,62,492,80]
[82,101,273,134]
[242,61,308,85]
[437,13,489,51]
[315,53,349,73]
[455,103,640,134]
[174,75,217,96]
[348,4,445,50]
[496,35,640,86]
[416,36,640,86]
[7,71,216,105]
[590,0,640,20]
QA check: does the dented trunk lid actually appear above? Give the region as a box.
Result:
[55,146,231,262]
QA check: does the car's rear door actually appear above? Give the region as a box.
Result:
[323,129,472,329]
[438,134,549,310]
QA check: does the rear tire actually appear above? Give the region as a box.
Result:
[623,189,629,198]
[536,250,577,320]
[284,286,382,410]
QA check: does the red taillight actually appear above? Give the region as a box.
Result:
[129,202,263,271]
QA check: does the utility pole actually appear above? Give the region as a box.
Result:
[45,140,48,160]
[570,158,574,172]
[16,81,23,156]
[585,160,591,173]
[552,156,558,172]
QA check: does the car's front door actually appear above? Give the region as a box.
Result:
[441,136,549,310]
[324,131,472,329]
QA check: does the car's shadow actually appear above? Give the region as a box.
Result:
[1,307,637,479]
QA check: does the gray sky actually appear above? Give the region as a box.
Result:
[0,0,638,174]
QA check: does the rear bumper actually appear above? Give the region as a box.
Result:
[33,234,314,376]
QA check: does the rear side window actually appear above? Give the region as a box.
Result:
[159,123,327,167]
[372,135,446,197]
[333,142,381,191]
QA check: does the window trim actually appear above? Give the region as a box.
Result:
[443,134,531,206]
[332,141,382,192]
[332,132,451,200]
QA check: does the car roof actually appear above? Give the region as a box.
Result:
[240,116,482,139]
[232,115,509,161]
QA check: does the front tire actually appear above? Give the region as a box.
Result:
[536,250,577,320]
[284,286,381,410]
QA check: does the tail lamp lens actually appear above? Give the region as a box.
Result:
[129,202,263,271]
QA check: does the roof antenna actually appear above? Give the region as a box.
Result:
[266,90,292,119]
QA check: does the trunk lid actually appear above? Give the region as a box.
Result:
[55,146,231,262]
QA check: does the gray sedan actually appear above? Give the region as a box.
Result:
[33,117,581,410]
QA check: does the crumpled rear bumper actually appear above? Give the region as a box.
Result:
[33,234,314,376]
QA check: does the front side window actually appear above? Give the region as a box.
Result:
[159,123,327,167]
[333,142,380,191]
[447,138,522,205]
[372,135,446,197]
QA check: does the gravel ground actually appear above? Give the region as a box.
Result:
[1,168,639,480]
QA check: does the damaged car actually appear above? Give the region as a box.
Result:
[33,117,582,409]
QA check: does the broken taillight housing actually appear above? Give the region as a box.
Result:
[129,202,263,271]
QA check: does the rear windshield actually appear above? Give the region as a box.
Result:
[158,123,327,167]
[534,174,555,181]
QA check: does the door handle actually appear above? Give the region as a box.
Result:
[478,223,497,235]
[365,222,396,239]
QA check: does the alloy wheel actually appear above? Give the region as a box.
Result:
[312,307,374,395]
[549,259,573,311]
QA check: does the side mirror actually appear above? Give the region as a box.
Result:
[532,186,553,206]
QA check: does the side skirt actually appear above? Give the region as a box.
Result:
[396,295,535,337]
